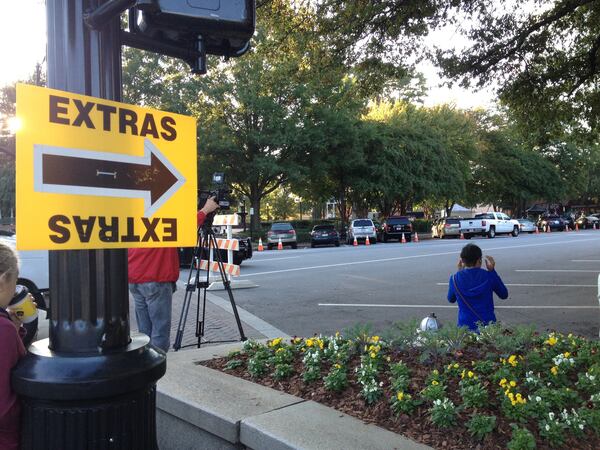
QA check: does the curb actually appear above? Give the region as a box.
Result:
[157,342,433,450]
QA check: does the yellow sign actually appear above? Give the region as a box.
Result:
[16,84,197,250]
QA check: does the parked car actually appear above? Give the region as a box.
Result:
[310,224,340,248]
[347,218,377,244]
[562,214,575,230]
[517,219,537,233]
[267,222,297,249]
[431,217,461,239]
[178,235,253,267]
[379,216,412,242]
[537,215,567,232]
[459,212,520,239]
[575,214,599,229]
[0,234,49,310]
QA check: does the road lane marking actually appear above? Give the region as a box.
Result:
[571,260,600,262]
[318,303,598,309]
[239,237,600,278]
[250,256,301,262]
[436,282,597,287]
[515,269,600,273]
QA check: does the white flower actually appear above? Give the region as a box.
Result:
[579,424,584,430]
[545,424,550,431]
[549,412,555,420]
[536,396,542,402]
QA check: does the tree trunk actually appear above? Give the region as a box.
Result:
[250,194,261,234]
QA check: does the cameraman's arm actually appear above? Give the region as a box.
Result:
[198,196,220,226]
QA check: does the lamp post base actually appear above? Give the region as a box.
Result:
[12,335,166,450]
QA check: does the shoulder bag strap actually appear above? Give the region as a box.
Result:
[452,274,485,324]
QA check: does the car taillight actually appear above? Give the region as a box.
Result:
[373,227,376,233]
[290,229,296,235]
[444,223,451,228]
[267,231,273,237]
[482,220,486,226]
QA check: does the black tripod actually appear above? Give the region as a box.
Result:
[173,215,247,351]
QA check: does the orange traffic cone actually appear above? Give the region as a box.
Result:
[258,238,264,251]
[353,236,358,246]
[277,238,283,250]
[401,233,406,243]
[575,223,579,231]
[414,232,419,243]
[460,231,465,240]
[535,226,540,234]
[565,224,569,232]
[595,223,597,230]
[365,236,371,246]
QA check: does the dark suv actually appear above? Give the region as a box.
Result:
[379,216,412,242]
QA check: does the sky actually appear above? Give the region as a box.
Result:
[0,1,496,110]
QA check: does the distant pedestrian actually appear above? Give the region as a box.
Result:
[128,197,219,352]
[447,243,508,331]
[0,243,27,450]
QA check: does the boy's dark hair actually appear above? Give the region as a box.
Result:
[460,243,482,267]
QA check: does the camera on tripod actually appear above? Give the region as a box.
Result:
[198,172,230,211]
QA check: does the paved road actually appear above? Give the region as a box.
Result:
[202,230,600,338]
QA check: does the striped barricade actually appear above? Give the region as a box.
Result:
[212,214,239,226]
[198,260,240,277]
[203,238,239,251]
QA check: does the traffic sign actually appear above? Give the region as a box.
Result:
[16,84,197,250]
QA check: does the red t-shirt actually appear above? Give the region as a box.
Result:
[128,211,207,284]
[0,313,26,449]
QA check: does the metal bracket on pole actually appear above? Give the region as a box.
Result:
[84,0,136,30]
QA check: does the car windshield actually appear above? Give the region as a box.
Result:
[271,223,293,231]
[387,217,410,225]
[353,220,373,227]
[518,219,531,223]
[313,225,335,231]
[444,218,460,224]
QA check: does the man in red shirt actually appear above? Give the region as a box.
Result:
[128,198,219,351]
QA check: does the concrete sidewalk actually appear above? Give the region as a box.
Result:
[37,283,272,350]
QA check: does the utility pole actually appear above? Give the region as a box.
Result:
[12,1,165,449]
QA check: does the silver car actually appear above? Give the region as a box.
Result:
[267,222,297,249]
[347,219,377,244]
[517,219,537,233]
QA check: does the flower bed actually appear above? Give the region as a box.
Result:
[202,322,600,450]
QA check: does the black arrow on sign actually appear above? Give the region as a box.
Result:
[33,139,186,216]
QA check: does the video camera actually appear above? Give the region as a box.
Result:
[198,172,230,211]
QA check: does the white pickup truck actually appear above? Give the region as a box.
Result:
[460,212,520,239]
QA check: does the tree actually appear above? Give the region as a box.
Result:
[434,0,600,134]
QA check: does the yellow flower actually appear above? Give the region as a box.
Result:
[370,352,377,359]
[335,331,340,337]
[551,366,558,376]
[564,352,570,358]
[318,340,324,350]
[293,337,302,344]
[276,348,284,354]
[433,369,439,375]
[431,380,439,386]
[386,356,391,362]
[269,337,282,347]
[467,371,475,378]
[306,338,314,347]
[334,363,341,369]
[509,380,517,387]
[499,378,507,387]
[508,355,518,367]
[511,400,517,406]
[545,336,558,346]
[371,335,380,343]
[397,391,404,401]
[461,370,466,379]
[508,392,515,401]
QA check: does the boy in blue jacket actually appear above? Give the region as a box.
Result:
[447,243,508,331]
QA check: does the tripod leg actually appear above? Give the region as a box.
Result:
[173,230,202,351]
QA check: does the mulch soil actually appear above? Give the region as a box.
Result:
[202,345,600,450]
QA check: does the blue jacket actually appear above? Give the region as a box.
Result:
[447,268,508,330]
